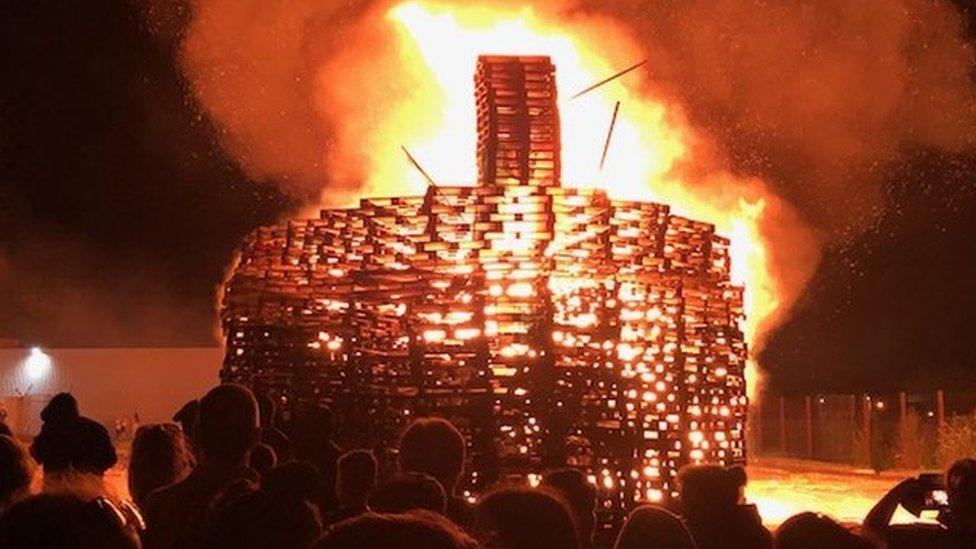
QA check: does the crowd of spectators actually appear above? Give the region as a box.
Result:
[0,384,973,548]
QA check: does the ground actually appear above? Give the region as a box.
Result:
[746,457,935,526]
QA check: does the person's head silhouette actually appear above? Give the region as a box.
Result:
[475,486,580,549]
[544,468,597,547]
[205,487,322,549]
[677,464,770,549]
[316,510,477,549]
[614,505,696,549]
[40,393,79,424]
[369,472,447,514]
[947,458,976,524]
[172,399,199,436]
[194,384,259,466]
[0,435,34,514]
[261,460,320,505]
[775,512,872,549]
[398,418,465,495]
[257,394,277,428]
[128,424,192,508]
[678,464,741,516]
[68,417,117,476]
[31,394,116,477]
[249,443,277,477]
[336,449,377,509]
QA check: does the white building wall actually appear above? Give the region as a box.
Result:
[0,348,222,436]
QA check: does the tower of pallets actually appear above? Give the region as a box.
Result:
[220,55,748,539]
[476,55,560,188]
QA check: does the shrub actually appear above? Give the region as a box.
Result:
[853,425,871,467]
[895,410,923,470]
[937,413,976,468]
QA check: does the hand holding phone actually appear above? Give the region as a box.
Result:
[903,473,948,516]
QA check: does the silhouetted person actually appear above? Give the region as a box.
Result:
[31,393,117,479]
[204,476,322,549]
[142,383,260,549]
[292,404,343,515]
[172,399,198,432]
[544,468,597,549]
[258,393,292,461]
[249,442,277,477]
[262,460,322,509]
[0,493,141,549]
[128,424,192,510]
[30,392,79,473]
[775,512,873,549]
[399,417,473,527]
[475,486,580,549]
[864,458,976,548]
[68,416,119,475]
[615,505,697,549]
[316,510,478,549]
[0,435,34,514]
[369,472,447,515]
[331,449,377,524]
[42,392,79,422]
[678,465,771,549]
[172,400,198,430]
[172,399,200,458]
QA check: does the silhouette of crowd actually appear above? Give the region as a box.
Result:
[0,384,973,548]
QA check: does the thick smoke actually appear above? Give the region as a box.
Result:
[176,0,380,198]
[602,0,976,235]
[175,0,976,346]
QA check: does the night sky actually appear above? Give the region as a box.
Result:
[1,1,974,394]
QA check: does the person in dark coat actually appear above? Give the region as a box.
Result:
[291,404,343,516]
[30,393,117,477]
[257,393,292,462]
[142,384,261,549]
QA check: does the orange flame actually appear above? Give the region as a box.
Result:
[319,0,797,396]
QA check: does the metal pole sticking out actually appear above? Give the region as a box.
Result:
[570,59,648,100]
[401,145,471,229]
[599,101,621,173]
[400,145,438,187]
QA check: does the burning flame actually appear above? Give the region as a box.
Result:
[320,0,784,395]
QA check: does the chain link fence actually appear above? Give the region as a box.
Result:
[752,390,976,470]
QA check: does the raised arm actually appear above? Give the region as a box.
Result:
[863,478,923,535]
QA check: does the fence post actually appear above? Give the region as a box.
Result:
[936,390,946,430]
[847,394,856,462]
[899,391,907,426]
[804,396,813,458]
[779,395,788,455]
[862,395,873,466]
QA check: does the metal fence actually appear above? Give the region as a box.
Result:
[752,390,976,469]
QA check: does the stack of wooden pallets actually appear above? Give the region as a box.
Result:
[220,55,748,537]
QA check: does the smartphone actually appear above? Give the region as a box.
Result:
[924,488,949,509]
[918,472,949,510]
